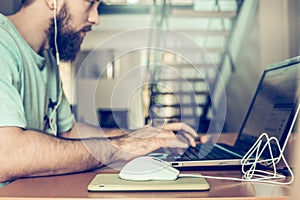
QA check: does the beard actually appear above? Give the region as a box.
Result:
[47,4,84,62]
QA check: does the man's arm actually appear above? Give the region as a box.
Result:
[59,122,198,160]
[0,126,116,183]
[0,122,197,182]
[58,122,128,139]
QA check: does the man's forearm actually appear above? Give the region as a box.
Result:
[0,122,198,182]
[0,127,118,182]
[59,122,129,139]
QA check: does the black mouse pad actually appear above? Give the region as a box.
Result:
[88,174,210,192]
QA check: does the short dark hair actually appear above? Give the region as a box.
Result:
[21,0,31,6]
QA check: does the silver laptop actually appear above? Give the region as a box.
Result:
[149,56,300,168]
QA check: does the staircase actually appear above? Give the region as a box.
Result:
[145,0,244,132]
[98,0,245,132]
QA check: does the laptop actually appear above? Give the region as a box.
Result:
[149,56,300,168]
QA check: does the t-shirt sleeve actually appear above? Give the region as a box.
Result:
[0,43,26,128]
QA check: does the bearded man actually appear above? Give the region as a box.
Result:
[0,0,197,184]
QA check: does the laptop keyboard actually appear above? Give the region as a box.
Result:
[157,143,245,162]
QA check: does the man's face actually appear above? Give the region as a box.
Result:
[48,1,100,62]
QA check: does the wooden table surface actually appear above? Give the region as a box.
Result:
[0,133,295,200]
[0,168,293,200]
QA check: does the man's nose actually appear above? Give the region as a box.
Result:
[89,8,100,25]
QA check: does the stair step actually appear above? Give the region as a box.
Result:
[169,63,218,68]
[157,78,206,82]
[150,103,208,107]
[175,30,230,36]
[171,10,236,18]
[152,115,203,119]
[151,91,209,95]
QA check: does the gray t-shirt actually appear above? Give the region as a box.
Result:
[0,14,74,135]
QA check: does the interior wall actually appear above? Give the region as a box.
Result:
[224,4,261,132]
[288,0,300,57]
[224,0,300,132]
[259,0,290,67]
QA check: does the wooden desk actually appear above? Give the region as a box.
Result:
[0,133,294,200]
[0,169,292,200]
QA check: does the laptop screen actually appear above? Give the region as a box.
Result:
[238,57,300,149]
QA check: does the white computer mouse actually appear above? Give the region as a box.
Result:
[119,156,180,181]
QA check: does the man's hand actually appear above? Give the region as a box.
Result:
[110,122,198,161]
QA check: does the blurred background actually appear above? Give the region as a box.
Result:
[1,0,299,133]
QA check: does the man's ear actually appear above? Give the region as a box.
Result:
[45,0,56,10]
